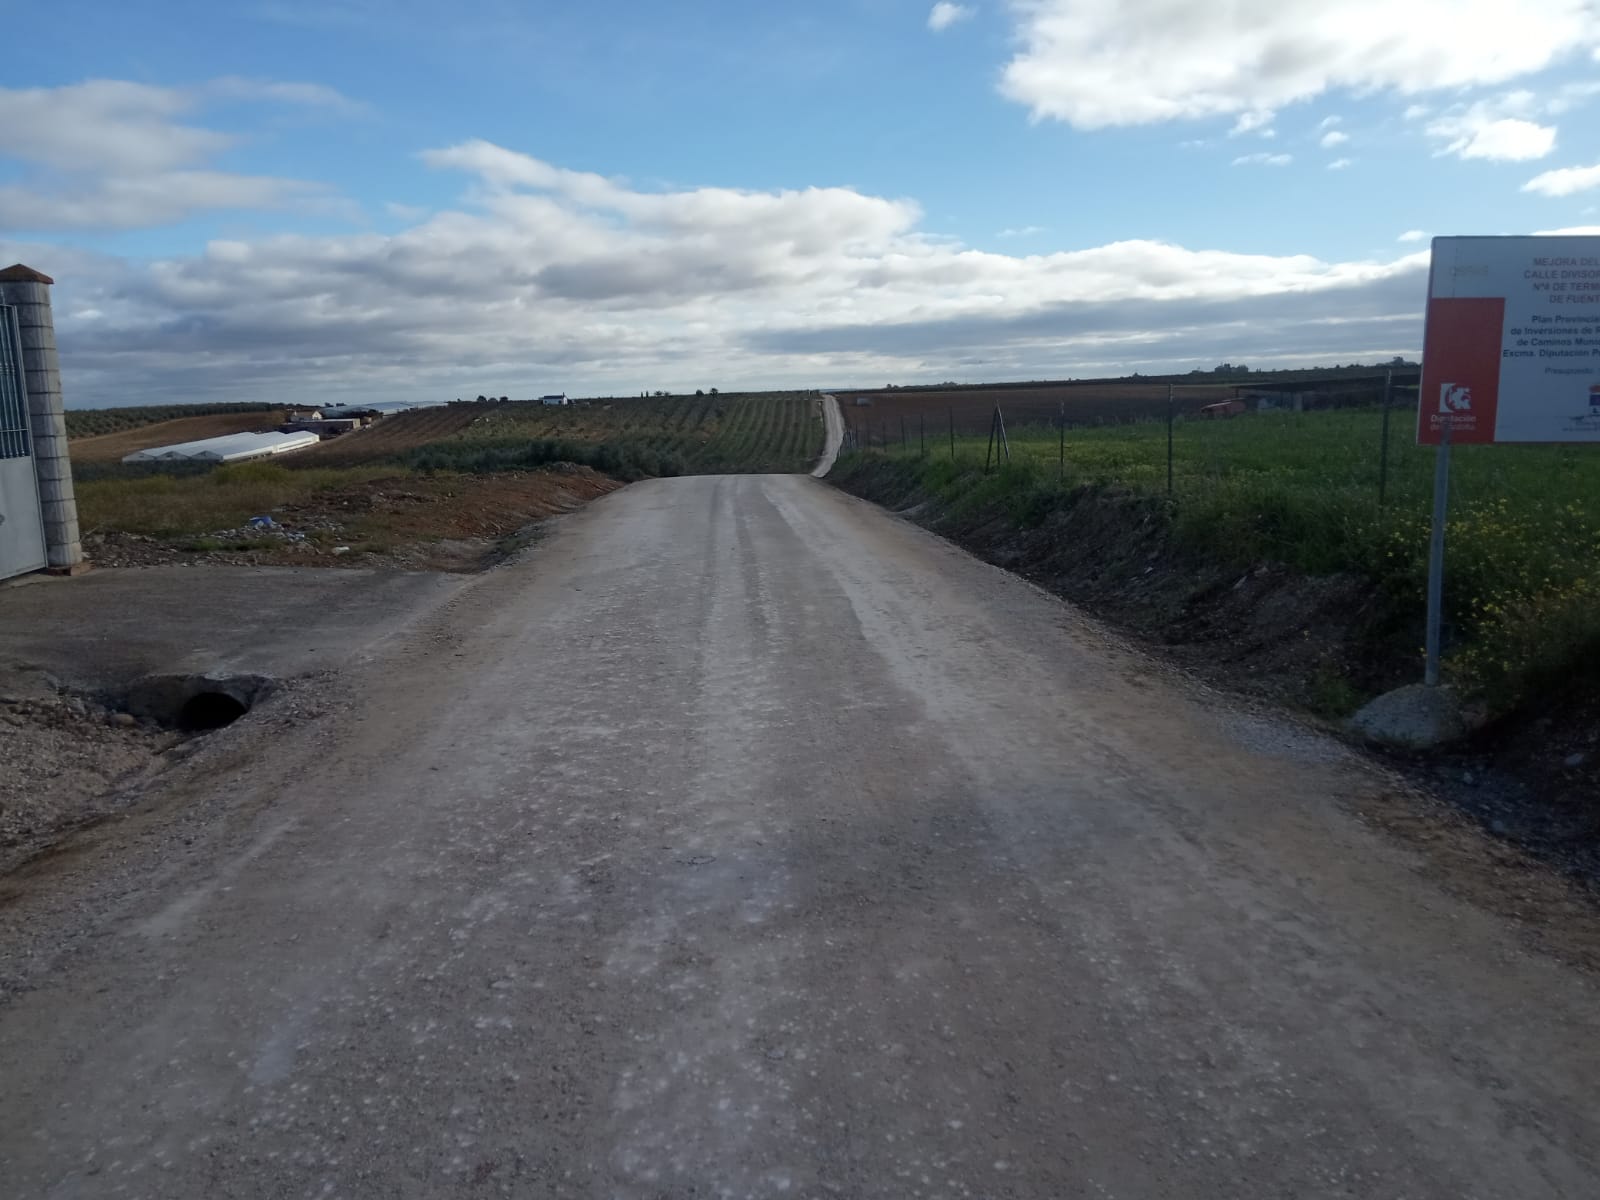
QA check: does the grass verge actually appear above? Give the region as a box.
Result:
[75,462,398,537]
[836,407,1600,717]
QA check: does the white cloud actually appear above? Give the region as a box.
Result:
[997,225,1046,237]
[10,141,1431,406]
[1440,116,1556,161]
[1533,224,1600,234]
[1523,162,1600,196]
[1232,152,1293,166]
[1318,115,1343,131]
[1546,79,1600,113]
[0,78,357,230]
[1320,130,1350,148]
[1327,158,1354,169]
[928,2,974,31]
[1398,230,1428,242]
[0,172,325,231]
[0,81,229,174]
[1426,94,1557,161]
[1229,111,1274,137]
[203,77,366,113]
[998,1,1600,128]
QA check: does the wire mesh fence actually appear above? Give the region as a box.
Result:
[838,394,1600,700]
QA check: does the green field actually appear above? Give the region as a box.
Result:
[847,407,1600,708]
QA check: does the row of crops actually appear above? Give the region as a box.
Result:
[70,392,827,479]
[430,392,825,475]
[65,402,280,439]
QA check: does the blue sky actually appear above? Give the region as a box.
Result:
[4,0,1600,405]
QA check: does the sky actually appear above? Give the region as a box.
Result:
[4,1,1600,406]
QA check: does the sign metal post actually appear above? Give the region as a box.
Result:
[1424,421,1452,687]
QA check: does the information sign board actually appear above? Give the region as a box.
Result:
[1419,235,1600,444]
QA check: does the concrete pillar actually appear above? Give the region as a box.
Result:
[0,264,84,571]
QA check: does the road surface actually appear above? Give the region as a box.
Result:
[812,394,843,477]
[2,475,1597,1198]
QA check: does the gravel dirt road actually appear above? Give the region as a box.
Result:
[2,474,1597,1198]
[812,395,843,478]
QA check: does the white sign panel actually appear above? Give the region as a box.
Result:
[1419,235,1600,444]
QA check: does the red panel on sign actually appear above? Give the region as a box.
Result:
[1418,297,1505,444]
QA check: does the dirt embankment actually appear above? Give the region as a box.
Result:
[830,457,1600,888]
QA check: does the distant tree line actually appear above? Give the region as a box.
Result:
[871,359,1421,393]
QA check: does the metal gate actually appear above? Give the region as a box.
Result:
[0,303,46,579]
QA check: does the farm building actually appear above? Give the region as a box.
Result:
[280,417,362,436]
[539,393,569,406]
[1235,373,1420,413]
[121,431,320,465]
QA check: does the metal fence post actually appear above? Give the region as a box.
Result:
[1424,421,1453,687]
[1377,368,1394,507]
[1166,383,1175,496]
[1058,400,1065,484]
[949,409,955,460]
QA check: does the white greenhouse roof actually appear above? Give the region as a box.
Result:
[122,430,321,465]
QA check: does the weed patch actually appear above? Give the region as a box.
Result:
[76,463,397,537]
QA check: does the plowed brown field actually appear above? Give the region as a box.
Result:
[836,384,1236,442]
[290,405,490,466]
[69,411,287,463]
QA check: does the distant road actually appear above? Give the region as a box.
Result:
[812,392,843,477]
[2,474,1597,1197]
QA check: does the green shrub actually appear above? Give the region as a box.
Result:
[405,437,686,481]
